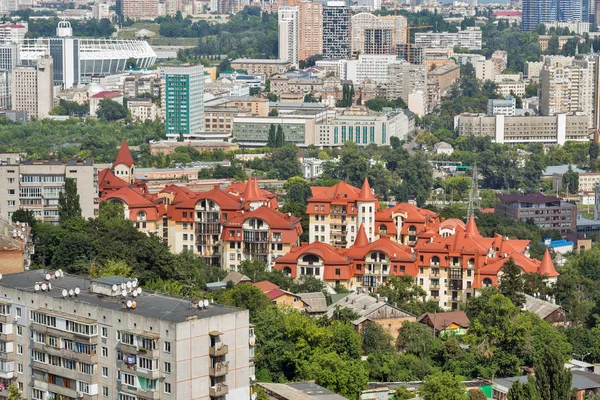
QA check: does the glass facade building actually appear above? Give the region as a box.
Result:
[161,64,204,138]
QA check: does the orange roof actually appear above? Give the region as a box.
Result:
[308,181,361,202]
[242,176,263,202]
[465,216,480,237]
[354,224,369,247]
[276,241,350,265]
[253,281,279,293]
[539,248,559,277]
[101,186,166,220]
[98,168,129,194]
[114,140,134,167]
[357,178,377,201]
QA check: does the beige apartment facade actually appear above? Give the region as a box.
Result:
[0,270,252,400]
[298,1,322,60]
[11,54,53,120]
[230,59,291,76]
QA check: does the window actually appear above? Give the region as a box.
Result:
[164,362,171,374]
[164,341,171,353]
[102,366,109,377]
[32,388,44,400]
[164,382,172,394]
[78,381,90,394]
[32,350,46,363]
[101,327,108,338]
[16,308,21,317]
[122,373,135,386]
[17,363,23,373]
[17,345,22,354]
[103,386,109,397]
[102,346,108,357]
[121,332,134,345]
[48,336,58,347]
[335,268,340,275]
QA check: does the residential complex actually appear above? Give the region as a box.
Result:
[322,2,352,60]
[278,6,299,69]
[161,64,205,139]
[11,54,53,120]
[117,0,159,20]
[378,61,427,104]
[487,97,516,116]
[351,13,406,56]
[495,193,577,233]
[0,154,98,224]
[230,59,291,76]
[297,1,323,61]
[0,270,252,400]
[455,113,590,145]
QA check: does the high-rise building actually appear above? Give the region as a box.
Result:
[298,1,322,61]
[0,70,10,109]
[0,41,20,71]
[379,61,427,103]
[278,6,299,68]
[161,64,205,139]
[414,27,482,51]
[322,1,352,60]
[352,13,406,57]
[92,2,111,19]
[11,53,53,120]
[522,0,589,31]
[0,270,253,400]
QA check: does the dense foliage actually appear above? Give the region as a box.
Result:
[26,18,116,38]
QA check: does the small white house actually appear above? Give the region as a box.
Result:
[434,141,454,155]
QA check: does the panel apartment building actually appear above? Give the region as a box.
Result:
[0,271,252,400]
[495,193,577,233]
[0,153,98,224]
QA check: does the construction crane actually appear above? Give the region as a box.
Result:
[405,24,432,64]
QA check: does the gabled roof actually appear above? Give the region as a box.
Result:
[297,292,328,313]
[101,186,166,220]
[223,206,302,230]
[91,90,122,99]
[418,311,470,331]
[276,241,349,265]
[223,271,252,286]
[524,294,564,320]
[98,168,129,191]
[266,288,297,301]
[252,281,279,293]
[309,181,361,202]
[114,140,135,168]
[327,292,415,325]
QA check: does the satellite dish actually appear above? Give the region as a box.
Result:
[112,284,118,292]
[74,287,80,295]
[45,273,51,281]
[121,283,126,290]
[69,289,74,297]
[131,301,136,309]
[132,291,138,297]
[58,269,64,277]
[132,280,138,288]
[121,289,127,297]
[126,281,132,289]
[62,289,68,297]
[34,283,40,291]
[203,299,209,308]
[126,300,132,308]
[48,283,52,290]
[41,283,47,291]
[137,288,142,295]
[0,274,3,280]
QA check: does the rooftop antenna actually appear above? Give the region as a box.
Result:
[466,162,480,220]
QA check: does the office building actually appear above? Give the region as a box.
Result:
[0,270,252,400]
[454,53,486,67]
[487,97,516,116]
[0,154,98,224]
[322,2,352,60]
[351,13,406,56]
[522,0,590,31]
[0,23,27,42]
[495,192,576,233]
[345,54,398,84]
[214,0,249,14]
[19,21,156,89]
[414,27,482,51]
[279,6,299,69]
[298,1,323,61]
[455,113,590,145]
[11,53,53,120]
[161,64,205,139]
[0,41,20,71]
[379,61,427,104]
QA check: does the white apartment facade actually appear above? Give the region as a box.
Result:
[278,6,299,69]
[414,27,482,51]
[11,54,53,120]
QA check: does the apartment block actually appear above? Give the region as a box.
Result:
[455,113,590,145]
[0,270,252,400]
[298,1,323,61]
[345,54,399,85]
[414,27,482,51]
[118,0,159,20]
[11,54,53,120]
[279,7,299,69]
[0,155,98,224]
[351,12,406,56]
[127,98,160,122]
[230,60,290,76]
[161,64,204,138]
[495,192,576,233]
[322,2,352,60]
[487,97,516,116]
[379,61,427,104]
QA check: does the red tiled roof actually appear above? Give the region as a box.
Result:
[357,178,377,201]
[465,216,480,237]
[418,311,470,331]
[309,181,361,202]
[354,224,369,247]
[265,288,294,300]
[98,168,129,194]
[114,140,134,167]
[253,281,279,293]
[242,176,263,202]
[539,248,559,277]
[101,186,166,220]
[91,90,122,99]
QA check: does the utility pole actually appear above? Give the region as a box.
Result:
[466,162,480,220]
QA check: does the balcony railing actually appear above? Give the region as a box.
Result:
[209,344,229,357]
[210,383,229,398]
[209,362,229,377]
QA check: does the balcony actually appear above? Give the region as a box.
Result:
[31,341,97,363]
[119,383,160,400]
[46,382,81,399]
[430,284,440,290]
[0,314,12,323]
[0,331,14,342]
[209,344,229,357]
[209,362,229,377]
[118,342,159,359]
[30,324,98,343]
[210,383,229,398]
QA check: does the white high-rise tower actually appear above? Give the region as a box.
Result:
[278,6,299,69]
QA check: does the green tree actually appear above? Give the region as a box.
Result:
[547,34,560,54]
[396,321,440,358]
[217,284,271,320]
[562,166,579,194]
[276,125,285,148]
[58,178,82,221]
[534,346,572,400]
[268,145,301,179]
[590,141,599,169]
[507,376,541,400]
[7,384,24,400]
[11,208,37,228]
[269,108,279,117]
[499,258,525,308]
[96,99,128,121]
[420,371,467,400]
[361,321,394,354]
[393,387,415,400]
[267,124,276,148]
[304,93,319,102]
[90,259,133,278]
[468,389,487,400]
[284,176,312,206]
